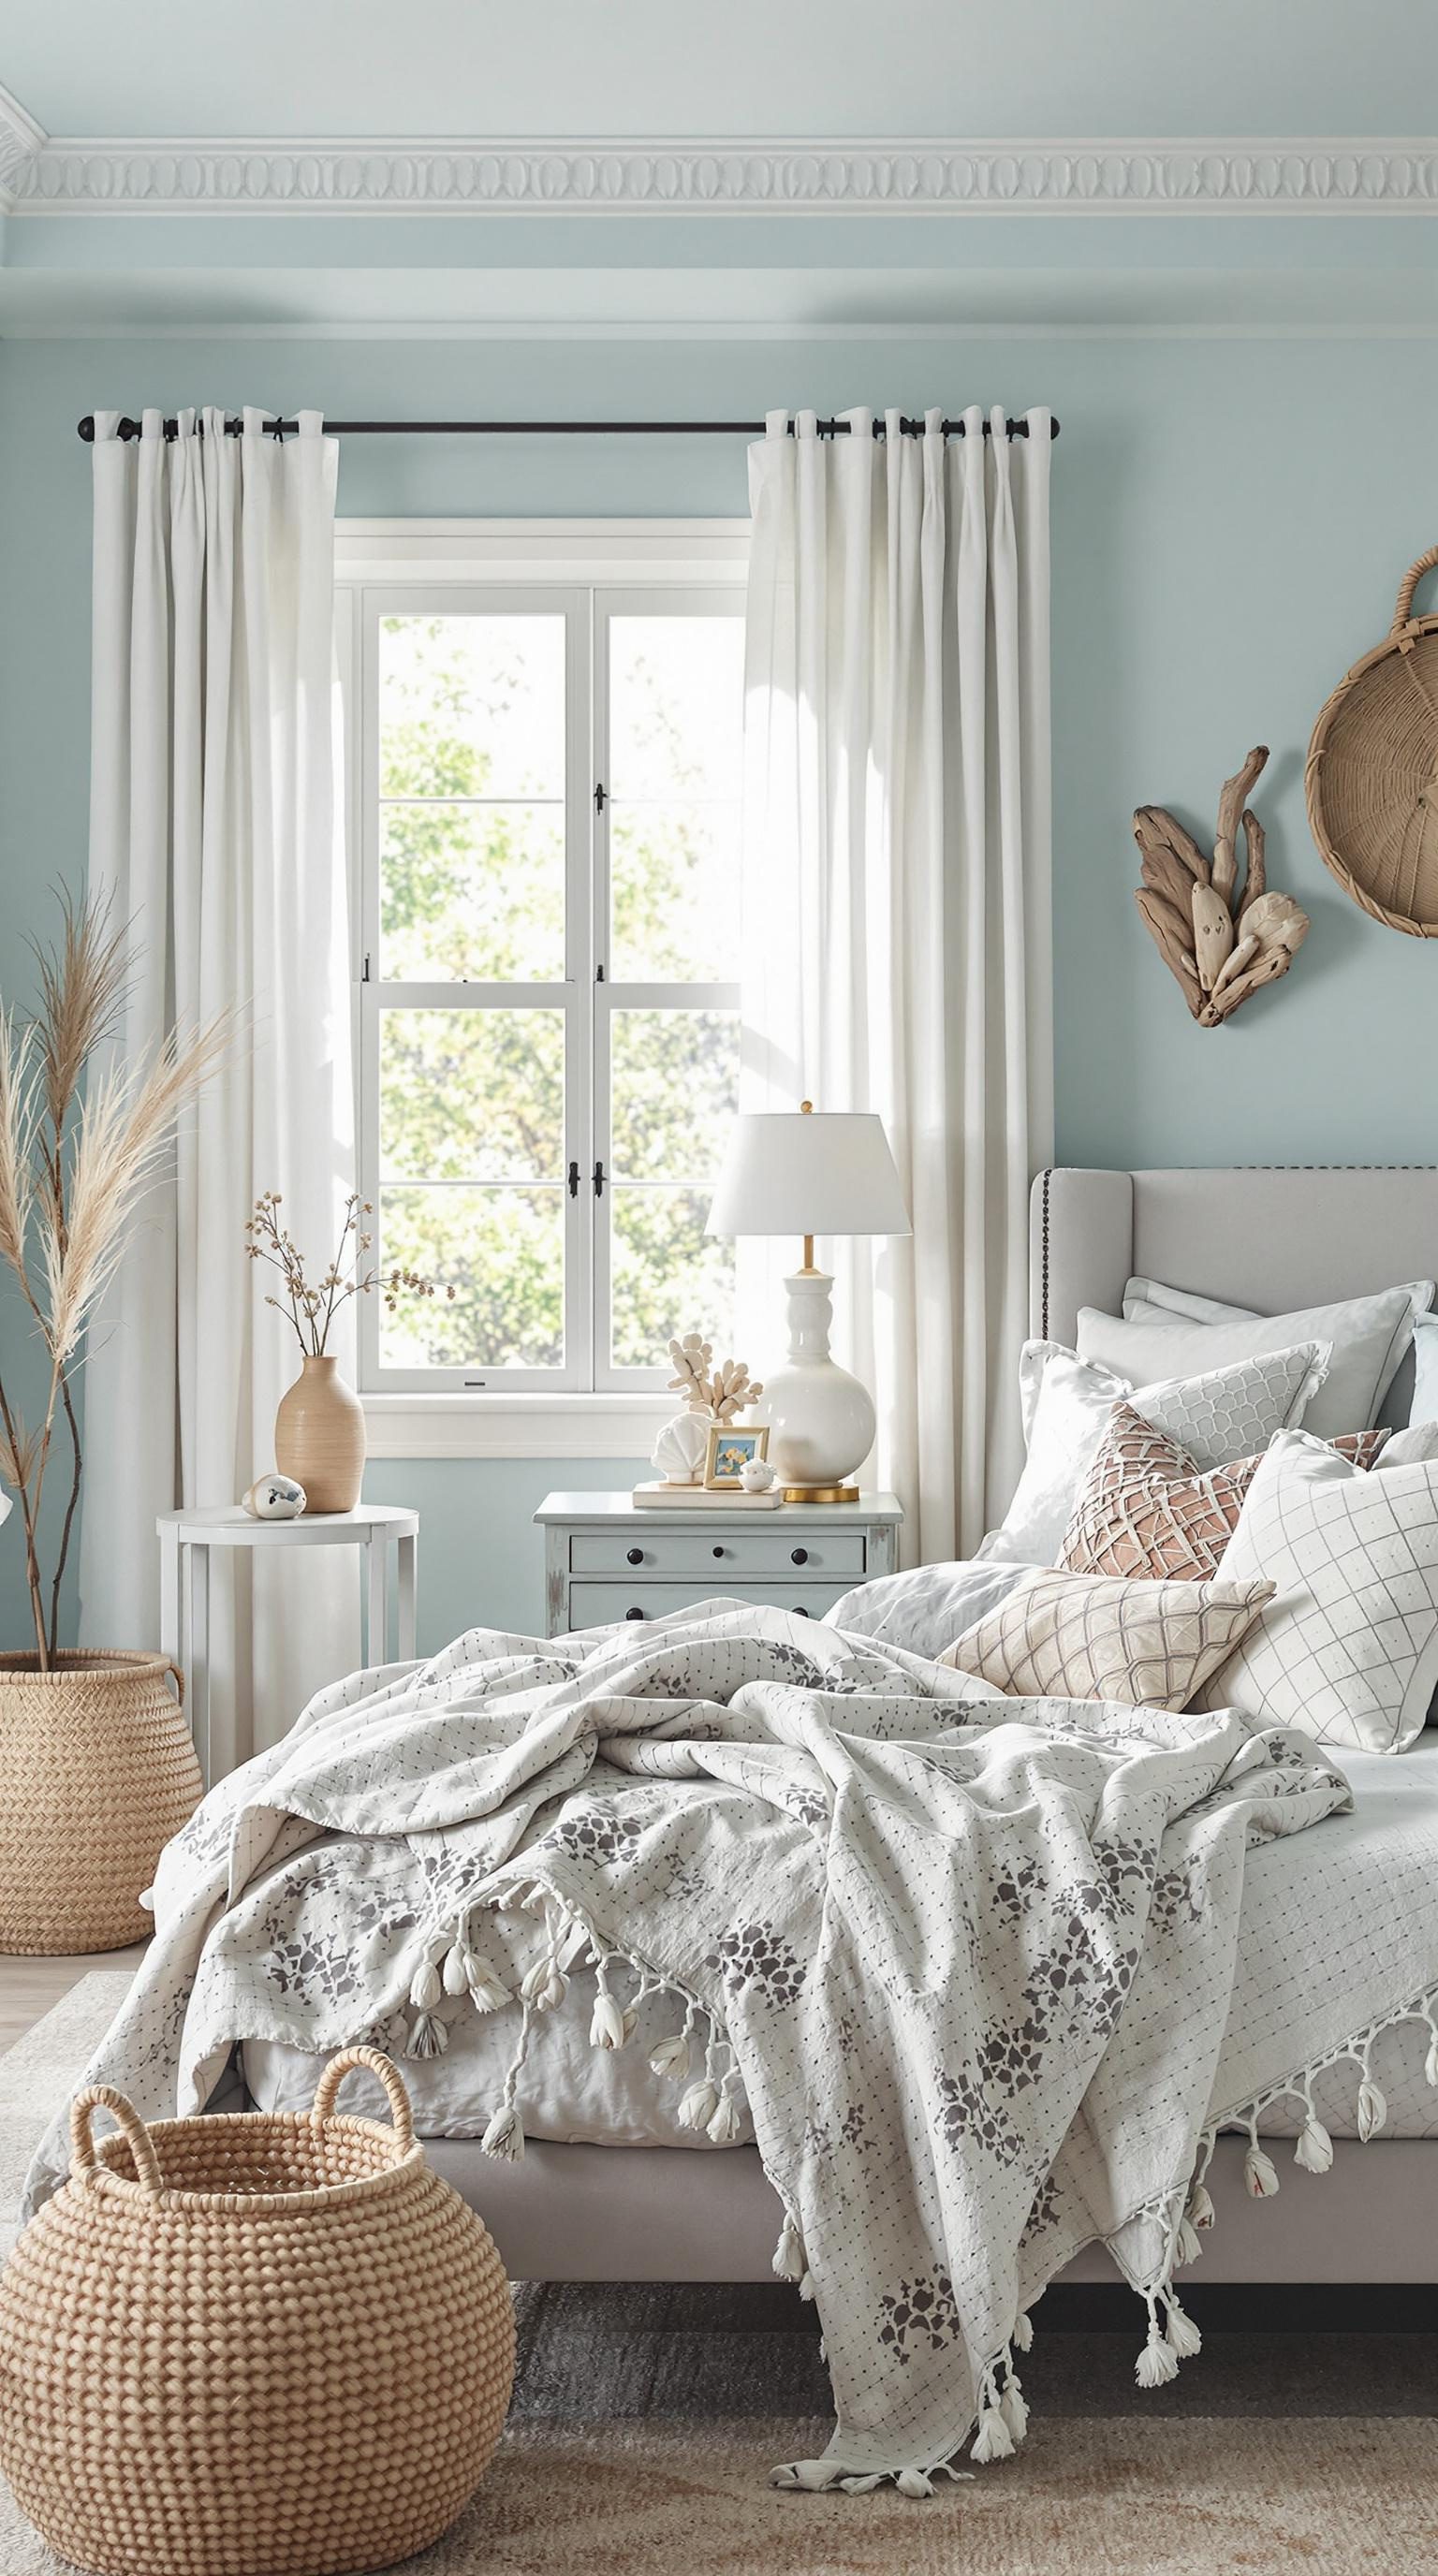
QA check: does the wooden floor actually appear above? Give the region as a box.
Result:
[0,1945,146,2056]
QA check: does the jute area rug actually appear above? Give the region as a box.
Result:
[1,1977,1434,2576]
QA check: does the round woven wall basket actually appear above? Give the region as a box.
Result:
[0,2048,515,2576]
[1306,545,1438,937]
[0,1649,202,1955]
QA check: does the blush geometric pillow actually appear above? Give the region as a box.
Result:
[1059,1407,1390,1585]
[940,1566,1275,1712]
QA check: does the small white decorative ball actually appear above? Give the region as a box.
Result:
[242,1473,307,1521]
[740,1457,777,1493]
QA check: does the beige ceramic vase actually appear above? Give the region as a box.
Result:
[274,1353,366,1513]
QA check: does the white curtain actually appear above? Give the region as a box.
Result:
[741,405,1052,1564]
[80,406,356,1765]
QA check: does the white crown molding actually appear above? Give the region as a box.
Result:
[4,127,1438,216]
[0,80,45,211]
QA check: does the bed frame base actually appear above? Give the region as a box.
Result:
[426,2136,1438,2285]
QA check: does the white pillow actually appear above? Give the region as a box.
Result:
[1380,1419,1438,1469]
[1078,1281,1432,1441]
[1200,1428,1438,1752]
[1410,1313,1438,1428]
[981,1339,1330,1569]
[1123,1277,1261,1327]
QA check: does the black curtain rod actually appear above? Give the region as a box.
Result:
[77,412,1059,445]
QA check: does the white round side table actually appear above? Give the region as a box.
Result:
[156,1504,418,1784]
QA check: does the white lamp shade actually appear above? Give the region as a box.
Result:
[706,1111,910,1240]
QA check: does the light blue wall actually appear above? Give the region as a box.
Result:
[4,327,1438,1647]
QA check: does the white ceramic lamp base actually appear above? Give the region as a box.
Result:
[761,1270,875,1503]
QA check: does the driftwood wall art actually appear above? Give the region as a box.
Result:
[1134,745,1310,1029]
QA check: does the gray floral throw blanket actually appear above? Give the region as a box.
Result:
[25,1603,1348,2494]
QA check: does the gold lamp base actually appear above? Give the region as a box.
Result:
[782,1484,859,1506]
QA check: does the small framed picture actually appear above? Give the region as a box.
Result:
[703,1422,770,1489]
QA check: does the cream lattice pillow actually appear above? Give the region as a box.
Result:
[940,1566,1274,1711]
[1059,1408,1389,1585]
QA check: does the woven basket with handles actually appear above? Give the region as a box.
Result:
[1306,545,1438,936]
[0,1648,203,1954]
[0,2047,515,2576]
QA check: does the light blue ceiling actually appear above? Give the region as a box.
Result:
[5,0,1436,142]
[1,3,1435,337]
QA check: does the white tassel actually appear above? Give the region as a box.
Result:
[409,1961,443,2012]
[1164,2296,1202,2361]
[970,2405,1014,2466]
[839,2473,886,2495]
[1424,2028,1438,2089]
[707,2086,743,2144]
[622,2006,638,2042]
[442,1942,470,1998]
[650,2030,691,2081]
[678,2078,719,2132]
[481,2099,524,2162]
[1000,2370,1029,2443]
[1244,2142,1280,2199]
[1357,2079,1387,2143]
[1135,2321,1180,2389]
[406,2010,448,2059]
[1012,2308,1034,2353]
[895,2466,935,2497]
[521,1956,566,2012]
[1295,2115,1333,2175]
[591,1990,627,2051]
[1187,2181,1215,2231]
[799,2270,817,2304]
[559,1918,591,1969]
[467,1966,509,2014]
[1176,2216,1203,2269]
[772,2215,807,2284]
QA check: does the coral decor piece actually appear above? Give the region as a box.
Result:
[665,1334,765,1423]
[1134,746,1310,1029]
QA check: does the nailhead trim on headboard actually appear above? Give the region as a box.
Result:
[1040,1167,1052,1340]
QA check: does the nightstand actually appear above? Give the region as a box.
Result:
[535,1489,902,1637]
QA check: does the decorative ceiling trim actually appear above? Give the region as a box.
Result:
[0,81,46,212]
[4,122,1438,217]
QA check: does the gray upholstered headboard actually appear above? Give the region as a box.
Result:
[1030,1167,1438,1426]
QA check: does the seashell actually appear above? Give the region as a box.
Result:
[651,1411,710,1486]
[740,1456,776,1492]
[242,1472,307,1520]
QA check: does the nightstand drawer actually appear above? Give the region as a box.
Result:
[569,1580,850,1627]
[570,1530,869,1580]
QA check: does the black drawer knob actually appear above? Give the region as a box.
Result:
[712,1544,726,1559]
[795,1605,810,1617]
[626,1545,643,1565]
[790,1546,809,1566]
[625,1606,645,1621]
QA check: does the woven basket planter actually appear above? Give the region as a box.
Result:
[0,2047,515,2576]
[1306,544,1438,936]
[0,1649,203,1955]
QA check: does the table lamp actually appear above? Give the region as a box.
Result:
[705,1101,910,1503]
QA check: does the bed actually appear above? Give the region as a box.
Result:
[231,1164,1438,2289]
[25,1164,1438,2493]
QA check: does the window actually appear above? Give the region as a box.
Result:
[350,542,746,1405]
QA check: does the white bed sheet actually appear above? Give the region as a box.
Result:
[243,1739,1438,2148]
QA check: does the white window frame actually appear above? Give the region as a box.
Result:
[335,520,750,1459]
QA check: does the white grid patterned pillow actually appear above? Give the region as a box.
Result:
[1200,1429,1438,1752]
[941,1567,1275,1711]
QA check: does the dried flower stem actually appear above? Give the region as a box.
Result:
[246,1191,453,1359]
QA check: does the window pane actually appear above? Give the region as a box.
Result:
[610,1009,739,1183]
[610,806,741,984]
[379,614,565,799]
[608,615,743,981]
[380,1008,563,1182]
[380,1184,563,1370]
[381,805,565,983]
[610,1188,734,1372]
